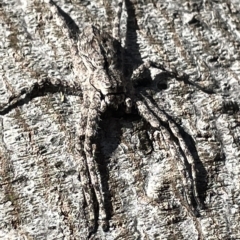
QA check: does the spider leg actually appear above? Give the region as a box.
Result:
[167,119,202,209]
[131,60,182,83]
[112,0,123,41]
[0,77,81,115]
[48,1,80,72]
[154,129,193,206]
[75,93,98,232]
[135,98,160,128]
[83,91,108,230]
[135,95,202,209]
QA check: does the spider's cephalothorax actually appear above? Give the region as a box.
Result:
[75,25,129,111]
[0,0,203,236]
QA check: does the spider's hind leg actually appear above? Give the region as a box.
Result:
[135,95,202,212]
[75,94,98,233]
[83,91,108,231]
[154,128,195,208]
[167,119,202,210]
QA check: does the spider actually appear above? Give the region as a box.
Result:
[0,0,204,235]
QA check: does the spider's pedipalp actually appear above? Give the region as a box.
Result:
[100,99,107,113]
[104,93,125,110]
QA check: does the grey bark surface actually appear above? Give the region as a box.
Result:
[0,0,240,239]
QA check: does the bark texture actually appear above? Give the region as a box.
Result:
[0,0,240,239]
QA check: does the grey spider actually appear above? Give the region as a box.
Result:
[0,0,204,235]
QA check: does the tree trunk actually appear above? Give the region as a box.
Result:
[0,0,239,239]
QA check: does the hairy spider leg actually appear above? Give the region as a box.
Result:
[131,60,181,83]
[75,92,97,231]
[135,94,201,209]
[154,129,195,207]
[113,0,123,41]
[0,77,81,114]
[83,91,108,230]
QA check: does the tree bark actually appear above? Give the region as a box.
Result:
[0,0,240,239]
